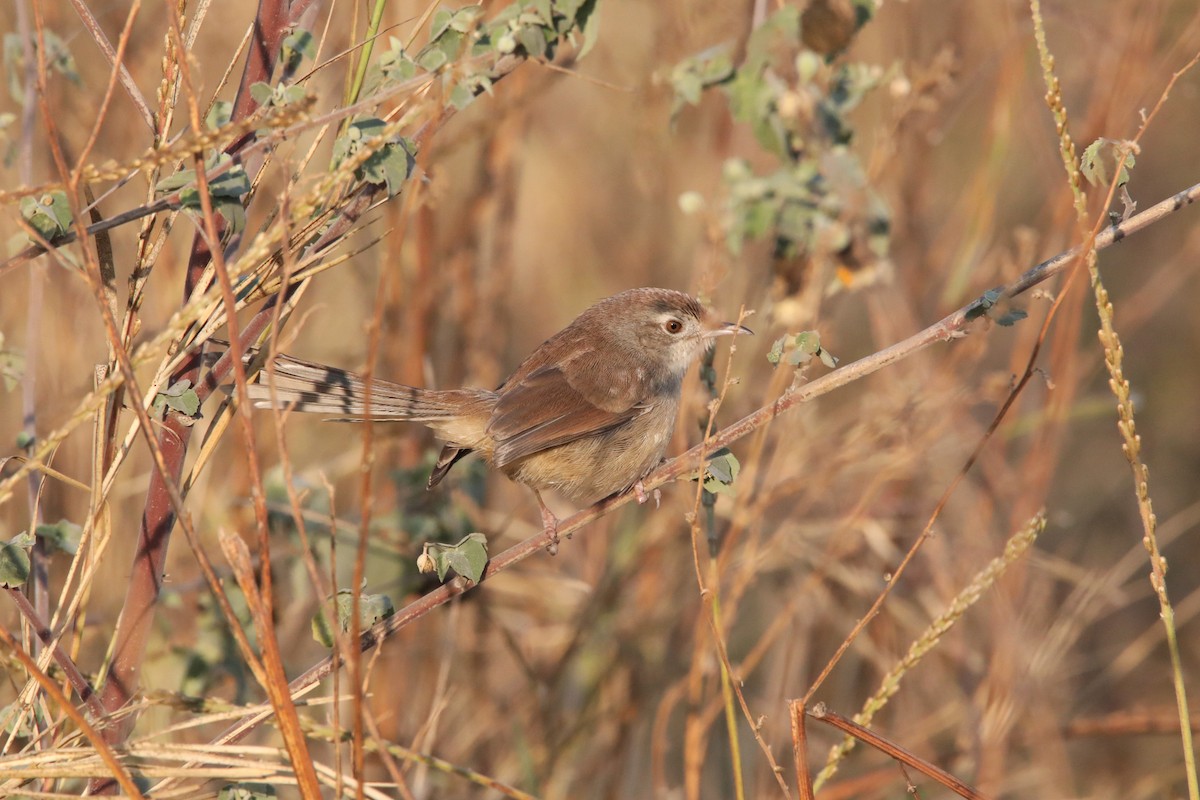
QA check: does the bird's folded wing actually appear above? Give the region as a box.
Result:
[487,365,649,466]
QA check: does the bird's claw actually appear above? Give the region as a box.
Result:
[634,481,661,509]
[538,498,561,556]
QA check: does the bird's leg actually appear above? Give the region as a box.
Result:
[532,489,561,556]
[633,481,661,509]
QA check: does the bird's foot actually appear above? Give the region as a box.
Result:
[634,481,661,509]
[534,491,561,556]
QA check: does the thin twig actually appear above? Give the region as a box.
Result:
[67,0,154,132]
[808,703,989,800]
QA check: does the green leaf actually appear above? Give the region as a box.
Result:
[517,23,550,59]
[769,331,838,369]
[206,100,233,130]
[422,533,489,583]
[766,335,786,365]
[363,38,419,97]
[249,81,307,127]
[280,28,315,72]
[965,287,1003,321]
[0,701,47,737]
[0,533,34,588]
[448,82,477,111]
[995,308,1028,327]
[429,8,453,41]
[1082,137,1136,189]
[153,378,201,417]
[5,31,80,103]
[776,201,816,247]
[675,73,702,107]
[705,0,889,261]
[702,451,741,497]
[312,589,396,647]
[794,331,822,356]
[333,118,415,197]
[446,6,484,33]
[965,287,1027,327]
[215,198,247,235]
[418,7,480,71]
[726,6,803,155]
[741,198,777,240]
[170,389,200,416]
[281,84,307,105]
[669,46,734,119]
[207,155,252,198]
[416,46,448,71]
[41,30,80,85]
[155,167,197,194]
[155,154,249,212]
[574,0,601,57]
[34,519,81,555]
[19,191,72,242]
[249,81,274,106]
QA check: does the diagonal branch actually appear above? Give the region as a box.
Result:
[204,178,1200,746]
[67,0,154,134]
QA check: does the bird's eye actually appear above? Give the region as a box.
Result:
[663,319,684,334]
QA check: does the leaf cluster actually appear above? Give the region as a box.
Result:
[767,330,839,369]
[417,533,490,583]
[672,6,890,272]
[3,30,80,103]
[155,153,252,234]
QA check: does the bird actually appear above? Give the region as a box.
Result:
[245,287,752,550]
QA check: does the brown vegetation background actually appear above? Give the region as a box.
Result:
[1,0,1199,798]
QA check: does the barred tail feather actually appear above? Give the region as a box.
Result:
[245,351,494,422]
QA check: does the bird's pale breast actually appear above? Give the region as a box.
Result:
[498,398,679,502]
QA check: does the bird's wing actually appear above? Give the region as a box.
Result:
[486,365,650,467]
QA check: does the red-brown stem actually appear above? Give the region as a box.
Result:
[807,703,990,800]
[790,700,814,800]
[95,0,294,750]
[6,588,104,721]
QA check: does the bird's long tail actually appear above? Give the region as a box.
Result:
[204,339,494,425]
[246,350,494,423]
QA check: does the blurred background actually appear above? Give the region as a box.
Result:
[2,0,1199,797]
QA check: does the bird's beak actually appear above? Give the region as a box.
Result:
[704,320,754,339]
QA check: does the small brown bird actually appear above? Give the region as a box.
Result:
[247,288,751,547]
